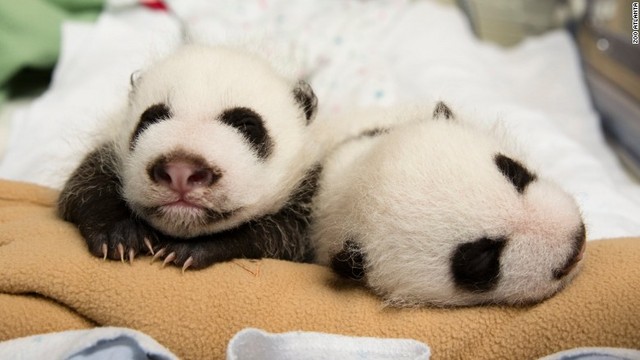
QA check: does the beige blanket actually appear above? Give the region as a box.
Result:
[0,179,638,359]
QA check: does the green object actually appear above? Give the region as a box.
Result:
[0,0,104,103]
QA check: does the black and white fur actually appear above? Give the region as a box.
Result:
[311,102,586,307]
[58,45,322,271]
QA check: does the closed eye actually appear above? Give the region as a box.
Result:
[451,237,506,292]
[130,103,172,150]
[219,107,272,159]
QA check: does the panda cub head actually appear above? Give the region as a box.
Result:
[114,45,319,238]
[312,102,586,307]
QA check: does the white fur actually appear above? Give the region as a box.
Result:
[311,104,585,307]
[104,44,320,238]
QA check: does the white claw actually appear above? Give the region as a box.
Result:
[128,248,135,265]
[101,243,108,261]
[151,248,166,264]
[162,252,177,268]
[144,237,155,255]
[182,257,194,274]
[117,243,125,263]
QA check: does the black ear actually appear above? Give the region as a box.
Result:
[293,80,318,124]
[433,101,454,120]
[451,237,506,292]
[494,154,537,194]
[331,239,366,281]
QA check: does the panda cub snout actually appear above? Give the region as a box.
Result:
[145,150,225,224]
[149,152,220,195]
[138,147,237,238]
[311,102,586,307]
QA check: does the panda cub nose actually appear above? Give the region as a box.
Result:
[553,224,587,280]
[151,159,219,194]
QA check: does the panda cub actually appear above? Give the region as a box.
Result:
[58,45,322,271]
[311,102,586,307]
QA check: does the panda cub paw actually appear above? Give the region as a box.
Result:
[81,218,156,264]
[150,241,212,273]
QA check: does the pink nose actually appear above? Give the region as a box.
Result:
[151,160,218,194]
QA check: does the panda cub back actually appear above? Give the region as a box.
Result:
[58,44,322,270]
[311,102,586,307]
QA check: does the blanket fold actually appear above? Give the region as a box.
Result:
[0,180,638,359]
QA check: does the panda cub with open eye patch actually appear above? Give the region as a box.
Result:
[311,102,586,307]
[57,44,322,271]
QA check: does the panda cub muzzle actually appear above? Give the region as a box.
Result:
[554,223,586,280]
[149,152,220,195]
[142,150,236,231]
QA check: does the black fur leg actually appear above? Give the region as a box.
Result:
[58,143,156,263]
[331,240,366,281]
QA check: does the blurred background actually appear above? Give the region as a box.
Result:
[0,0,638,179]
[456,0,640,180]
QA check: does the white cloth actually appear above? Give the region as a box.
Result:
[227,328,430,360]
[0,0,639,239]
[538,347,640,360]
[0,327,177,360]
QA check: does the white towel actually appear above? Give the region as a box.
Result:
[0,327,177,360]
[227,328,431,360]
[539,347,640,360]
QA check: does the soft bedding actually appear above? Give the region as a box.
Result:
[0,0,639,358]
[0,179,639,359]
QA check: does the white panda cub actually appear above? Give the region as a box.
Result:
[311,102,586,307]
[58,44,322,271]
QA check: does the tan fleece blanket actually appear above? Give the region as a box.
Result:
[0,179,638,359]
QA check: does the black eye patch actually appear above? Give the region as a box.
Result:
[451,237,506,292]
[130,103,172,151]
[219,107,272,160]
[359,127,390,138]
[494,154,537,194]
[331,239,366,281]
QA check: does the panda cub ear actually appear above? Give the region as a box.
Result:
[129,70,142,90]
[293,80,318,124]
[432,101,455,121]
[494,154,537,194]
[128,70,143,103]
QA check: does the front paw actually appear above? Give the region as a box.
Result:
[80,218,156,263]
[151,241,214,272]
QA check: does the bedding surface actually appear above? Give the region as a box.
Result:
[0,179,639,360]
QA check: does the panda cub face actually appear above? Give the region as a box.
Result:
[313,103,586,307]
[115,45,318,238]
